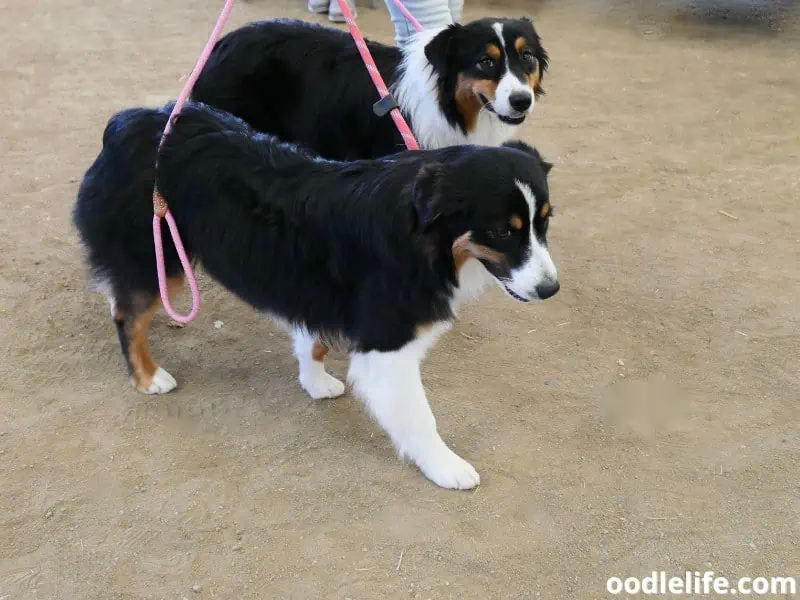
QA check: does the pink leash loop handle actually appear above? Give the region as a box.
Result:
[337,0,420,151]
[151,0,236,323]
[153,211,201,324]
[390,0,424,33]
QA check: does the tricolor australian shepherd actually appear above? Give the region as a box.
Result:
[192,17,547,160]
[73,103,559,489]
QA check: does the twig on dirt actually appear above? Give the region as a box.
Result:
[735,331,749,338]
[557,322,571,327]
[396,548,405,571]
[355,566,375,571]
[646,516,678,521]
[460,332,473,340]
[718,210,738,220]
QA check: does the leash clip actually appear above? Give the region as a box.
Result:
[373,94,399,118]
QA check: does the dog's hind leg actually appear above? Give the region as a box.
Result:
[292,327,345,400]
[347,328,480,490]
[109,279,181,395]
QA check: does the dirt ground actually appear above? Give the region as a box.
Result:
[1,0,798,597]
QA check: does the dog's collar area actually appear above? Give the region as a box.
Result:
[477,94,526,125]
[503,285,530,303]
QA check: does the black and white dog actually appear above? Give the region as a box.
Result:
[73,103,559,489]
[192,17,548,160]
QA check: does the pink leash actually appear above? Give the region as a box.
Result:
[337,0,420,151]
[152,0,236,324]
[389,0,424,33]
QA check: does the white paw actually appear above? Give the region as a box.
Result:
[416,443,480,490]
[300,371,345,400]
[139,367,178,395]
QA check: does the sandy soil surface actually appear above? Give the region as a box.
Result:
[1,0,798,597]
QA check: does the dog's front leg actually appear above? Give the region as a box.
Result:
[292,327,345,400]
[348,345,480,490]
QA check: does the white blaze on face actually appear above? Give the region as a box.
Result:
[491,23,535,118]
[506,180,558,299]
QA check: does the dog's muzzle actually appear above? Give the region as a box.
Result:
[478,94,527,125]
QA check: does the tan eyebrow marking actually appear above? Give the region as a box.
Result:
[539,202,551,219]
[509,215,524,230]
[514,36,527,53]
[485,44,502,61]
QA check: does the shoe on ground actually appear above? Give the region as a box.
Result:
[308,0,329,13]
[328,0,356,22]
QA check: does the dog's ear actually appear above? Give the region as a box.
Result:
[412,162,457,231]
[502,140,536,155]
[424,24,466,76]
[502,141,554,176]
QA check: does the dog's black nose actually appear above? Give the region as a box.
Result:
[509,92,532,113]
[536,281,560,300]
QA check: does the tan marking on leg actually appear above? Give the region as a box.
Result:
[166,275,187,328]
[311,340,329,362]
[167,275,185,297]
[129,300,160,392]
[509,215,523,231]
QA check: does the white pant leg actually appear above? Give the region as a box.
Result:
[383,0,457,45]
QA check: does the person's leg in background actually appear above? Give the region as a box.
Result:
[447,0,463,23]
[384,0,460,46]
[308,0,357,23]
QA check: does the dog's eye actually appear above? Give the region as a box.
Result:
[521,49,536,64]
[486,227,511,239]
[477,57,494,69]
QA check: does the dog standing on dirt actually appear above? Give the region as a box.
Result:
[73,103,559,489]
[192,17,548,160]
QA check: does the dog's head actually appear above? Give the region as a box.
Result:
[413,141,559,302]
[425,17,548,131]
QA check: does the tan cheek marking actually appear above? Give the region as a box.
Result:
[311,340,328,362]
[452,232,474,275]
[524,58,542,95]
[455,74,483,133]
[486,43,502,61]
[472,79,499,103]
[514,36,527,53]
[451,232,507,277]
[539,202,551,219]
[469,242,505,267]
[509,215,523,231]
